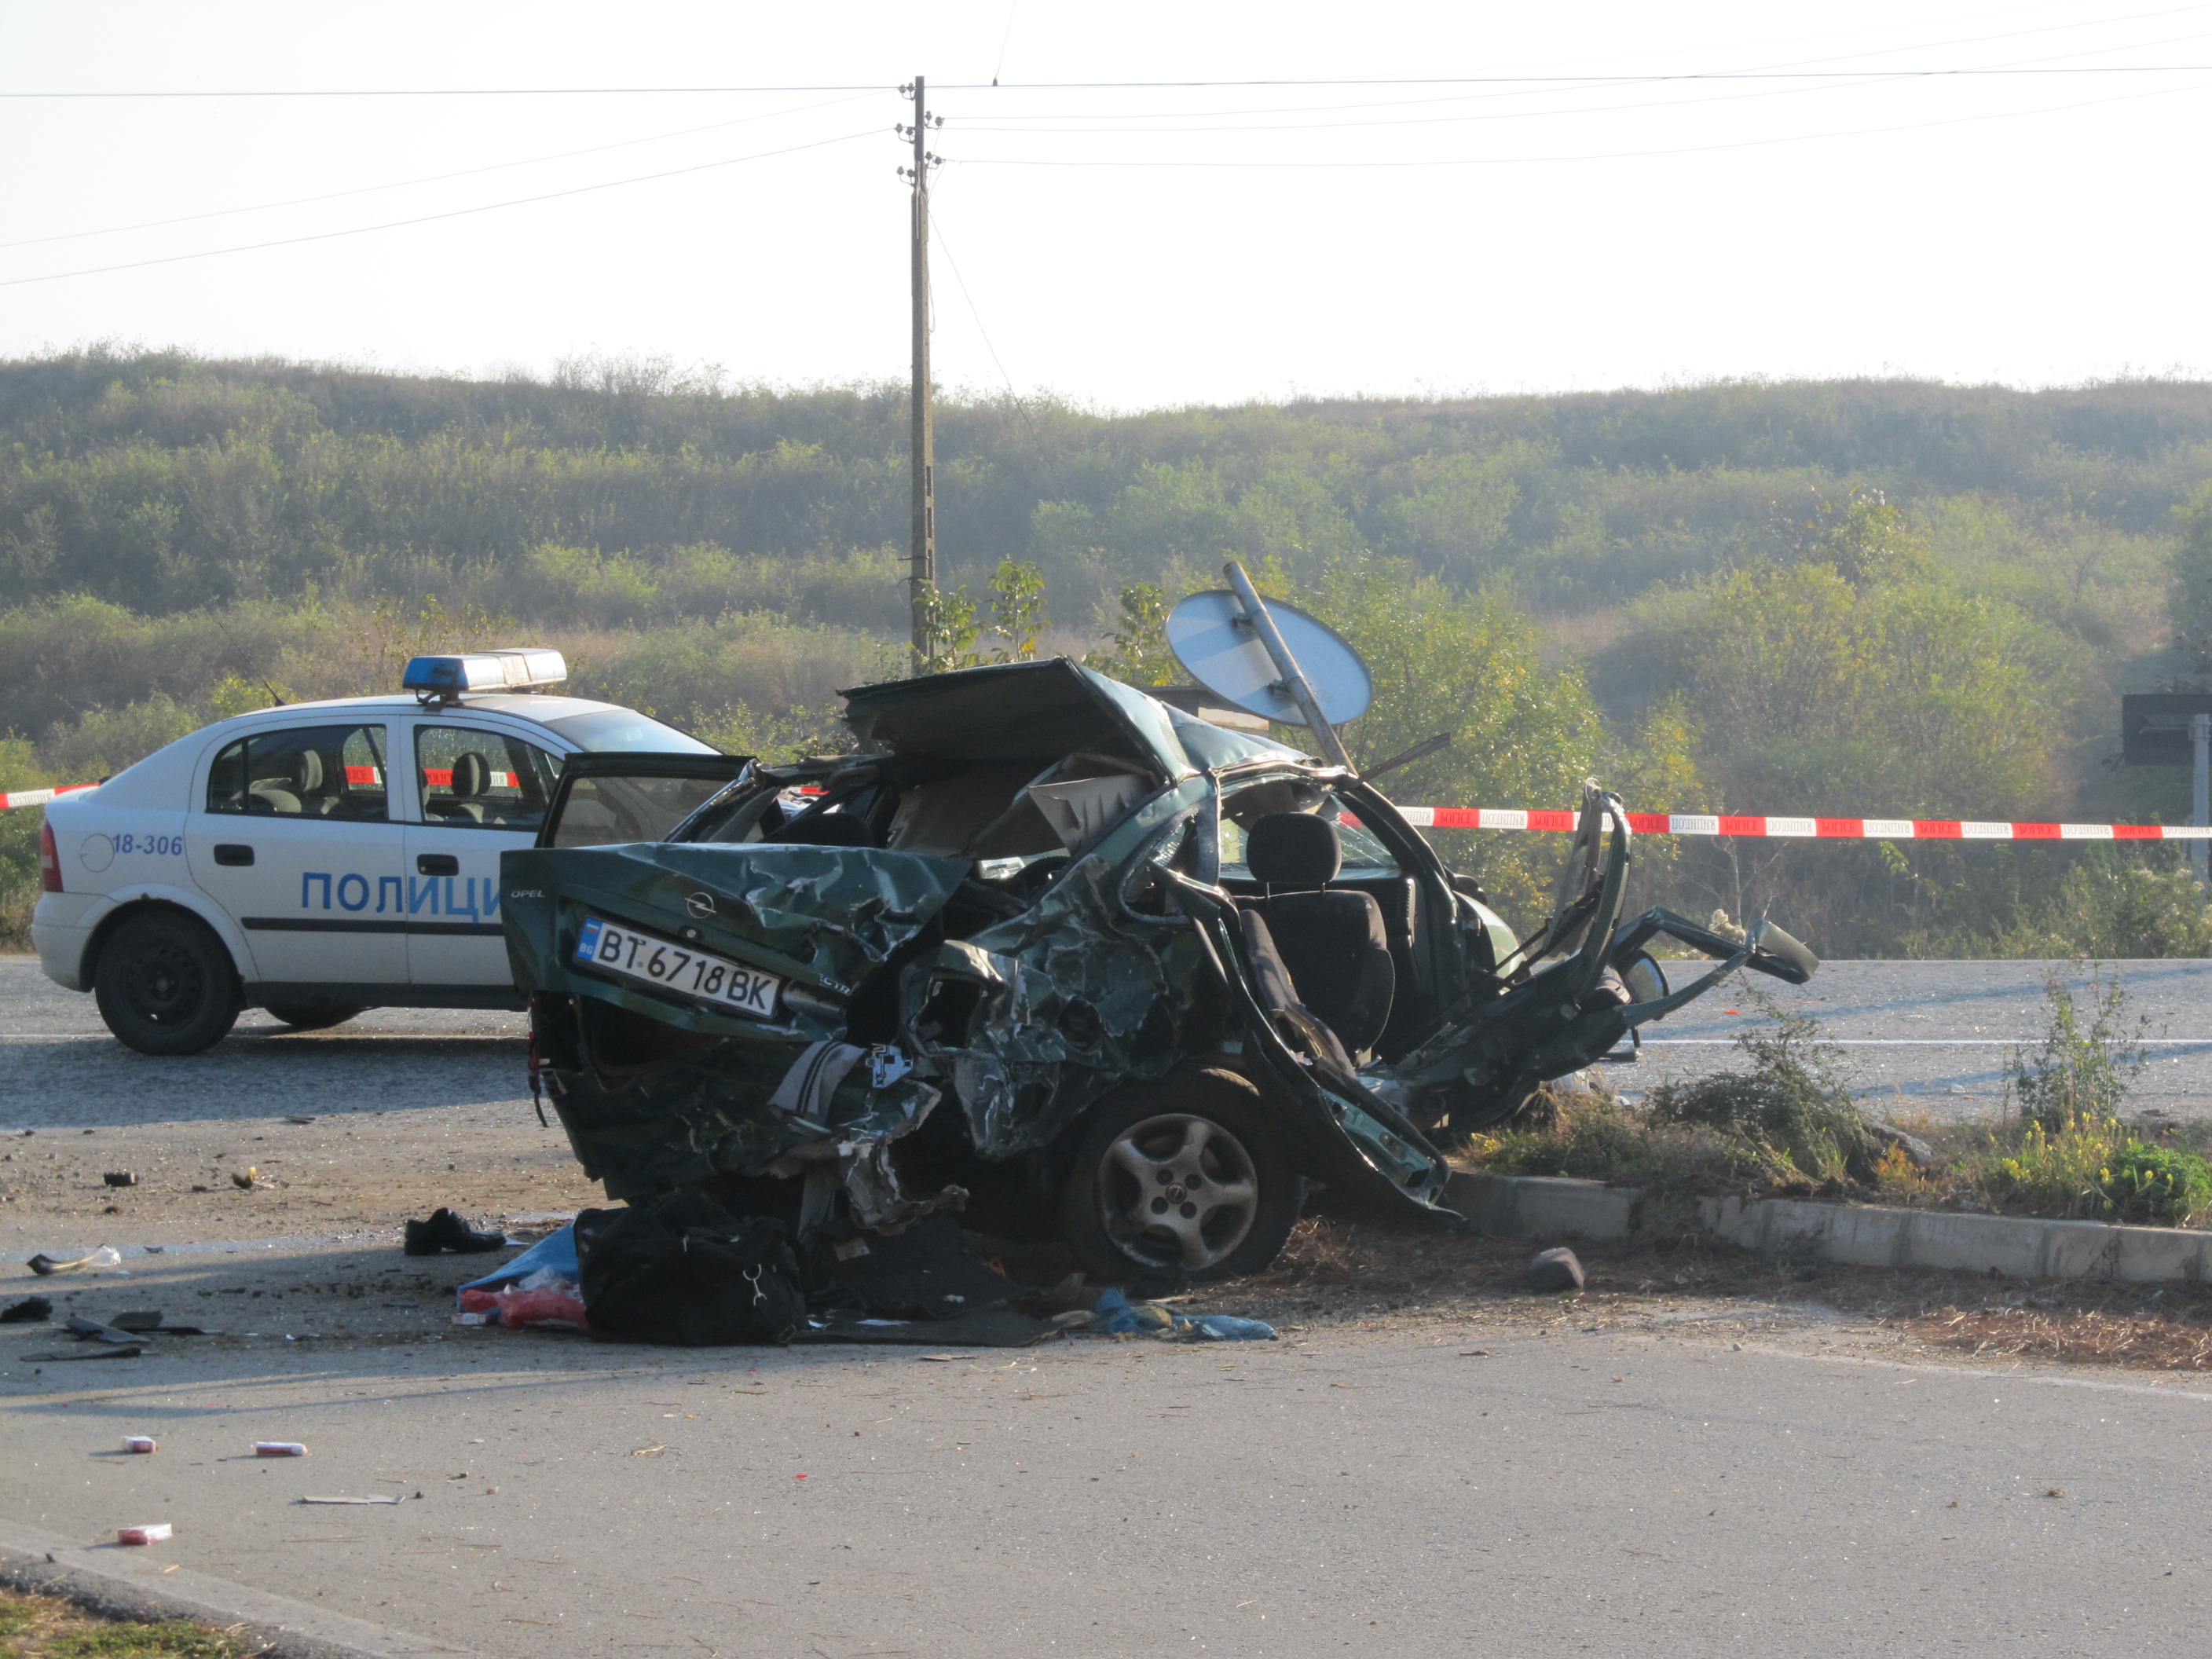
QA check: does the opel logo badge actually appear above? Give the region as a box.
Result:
[685,891,716,919]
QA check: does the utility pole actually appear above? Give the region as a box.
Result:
[2193,711,2209,893]
[901,78,939,670]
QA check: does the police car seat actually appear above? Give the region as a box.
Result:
[249,749,324,816]
[1241,812,1395,1056]
[434,753,493,823]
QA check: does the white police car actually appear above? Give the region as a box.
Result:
[30,648,734,1056]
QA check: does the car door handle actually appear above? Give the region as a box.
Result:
[213,844,255,867]
[416,854,460,877]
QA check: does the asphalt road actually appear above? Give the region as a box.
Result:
[8,952,2212,1656]
[2,1278,2208,1659]
[1639,958,2212,1120]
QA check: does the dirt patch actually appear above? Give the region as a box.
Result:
[1194,1214,2212,1375]
[0,1107,601,1251]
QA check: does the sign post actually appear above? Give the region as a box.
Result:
[2120,693,2212,894]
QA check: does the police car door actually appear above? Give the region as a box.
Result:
[401,717,563,989]
[186,720,409,988]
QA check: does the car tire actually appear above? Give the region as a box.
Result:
[93,912,242,1057]
[262,999,366,1032]
[1057,1071,1301,1293]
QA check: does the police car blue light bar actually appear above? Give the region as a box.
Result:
[401,648,568,696]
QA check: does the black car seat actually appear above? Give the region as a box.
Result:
[775,811,879,848]
[1243,812,1395,1055]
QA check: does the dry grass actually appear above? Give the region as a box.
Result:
[0,1588,248,1657]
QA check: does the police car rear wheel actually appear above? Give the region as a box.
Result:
[93,913,241,1057]
[262,999,365,1031]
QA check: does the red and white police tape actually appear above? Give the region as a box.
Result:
[2,780,2207,842]
[0,784,97,812]
[1396,807,2212,840]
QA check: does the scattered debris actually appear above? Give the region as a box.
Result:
[1,1295,51,1323]
[1528,1247,1587,1293]
[299,1495,402,1505]
[1090,1287,1276,1341]
[66,1315,143,1345]
[123,1437,157,1454]
[254,1442,308,1457]
[498,1212,576,1244]
[101,1171,137,1188]
[20,1346,142,1362]
[457,1226,585,1330]
[230,1166,272,1189]
[405,1207,507,1256]
[27,1246,122,1276]
[115,1524,171,1546]
[284,1115,316,1125]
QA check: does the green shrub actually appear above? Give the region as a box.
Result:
[2099,1141,2212,1225]
[1643,987,1876,1185]
[2003,968,2147,1132]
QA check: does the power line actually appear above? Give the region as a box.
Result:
[5,64,2212,98]
[0,92,879,253]
[953,75,2212,167]
[0,128,881,289]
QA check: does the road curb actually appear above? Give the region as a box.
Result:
[0,1518,485,1659]
[1699,1194,2212,1283]
[1445,1173,1644,1240]
[1448,1171,2212,1283]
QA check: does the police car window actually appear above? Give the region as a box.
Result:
[539,709,716,754]
[415,727,559,832]
[207,725,389,822]
[551,775,734,848]
[1217,778,1399,879]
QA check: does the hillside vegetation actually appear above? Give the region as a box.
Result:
[5,346,2212,956]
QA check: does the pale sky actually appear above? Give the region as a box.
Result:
[1,0,2206,408]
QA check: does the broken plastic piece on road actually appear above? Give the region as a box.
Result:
[255,1442,308,1457]
[1,1296,51,1323]
[299,1494,402,1505]
[27,1246,123,1276]
[68,1315,143,1344]
[405,1207,507,1256]
[116,1525,171,1545]
[101,1171,137,1188]
[122,1437,157,1454]
[1528,1247,1587,1293]
[23,1345,143,1361]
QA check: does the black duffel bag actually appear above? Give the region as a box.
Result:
[574,1201,805,1346]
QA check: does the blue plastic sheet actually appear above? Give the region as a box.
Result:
[1093,1287,1274,1341]
[455,1223,577,1310]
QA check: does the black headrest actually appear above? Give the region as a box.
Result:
[777,812,877,848]
[449,754,490,797]
[1246,813,1340,888]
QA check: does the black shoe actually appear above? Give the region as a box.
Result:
[404,1207,507,1255]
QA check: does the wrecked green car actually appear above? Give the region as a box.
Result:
[501,658,1815,1287]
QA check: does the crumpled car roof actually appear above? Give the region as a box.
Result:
[841,657,1202,778]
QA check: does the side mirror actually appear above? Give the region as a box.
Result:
[1450,873,1489,904]
[1621,950,1668,1005]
